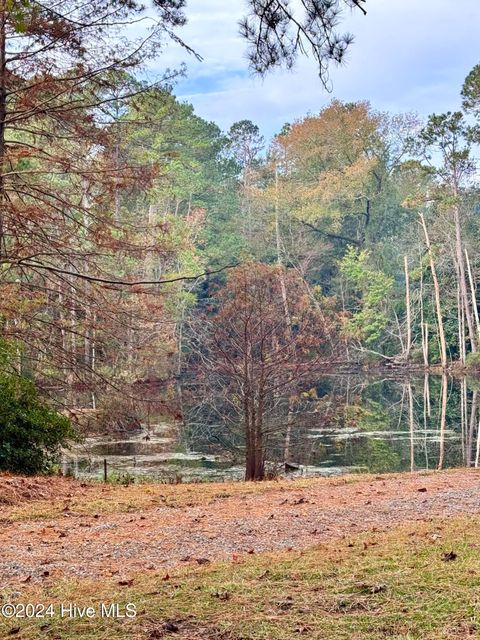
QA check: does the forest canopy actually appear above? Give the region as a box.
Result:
[0,0,479,479]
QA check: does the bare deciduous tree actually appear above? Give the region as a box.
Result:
[189,262,334,480]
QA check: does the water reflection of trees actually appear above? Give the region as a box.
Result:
[186,374,478,475]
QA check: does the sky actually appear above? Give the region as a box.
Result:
[149,0,480,140]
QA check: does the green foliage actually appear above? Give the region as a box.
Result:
[0,374,76,474]
[344,438,402,473]
[6,0,30,33]
[465,351,480,370]
[105,471,136,486]
[409,347,426,365]
[356,400,390,431]
[241,0,364,83]
[227,120,264,169]
[462,63,480,144]
[418,111,474,177]
[462,63,480,117]
[123,89,234,213]
[0,339,16,367]
[339,247,394,344]
[121,88,244,270]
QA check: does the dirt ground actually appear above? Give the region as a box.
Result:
[0,474,96,506]
[1,469,480,587]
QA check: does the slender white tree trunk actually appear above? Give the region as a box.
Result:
[407,382,415,472]
[419,212,447,368]
[453,197,476,352]
[465,248,480,344]
[437,374,448,470]
[404,256,412,361]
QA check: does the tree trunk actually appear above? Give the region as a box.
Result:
[274,164,291,326]
[422,322,429,367]
[453,200,476,352]
[0,3,5,259]
[423,374,430,469]
[244,337,259,481]
[254,422,265,480]
[407,382,415,472]
[460,377,467,457]
[245,430,256,480]
[91,311,97,410]
[274,163,296,465]
[419,263,429,367]
[476,414,480,468]
[254,361,266,481]
[404,256,412,361]
[465,248,480,344]
[244,403,255,481]
[419,212,447,368]
[467,390,478,466]
[457,266,466,365]
[284,397,294,463]
[437,373,448,470]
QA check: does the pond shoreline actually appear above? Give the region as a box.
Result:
[53,370,478,482]
[320,360,480,378]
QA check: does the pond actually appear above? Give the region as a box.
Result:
[62,374,479,482]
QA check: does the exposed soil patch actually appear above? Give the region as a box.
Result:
[0,474,95,506]
[1,469,480,587]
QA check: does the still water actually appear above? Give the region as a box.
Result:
[63,374,479,482]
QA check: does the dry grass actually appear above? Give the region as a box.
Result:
[5,468,472,523]
[3,472,377,522]
[1,513,479,639]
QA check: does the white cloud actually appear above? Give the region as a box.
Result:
[148,0,480,139]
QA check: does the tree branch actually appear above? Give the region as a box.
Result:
[8,259,239,287]
[299,220,361,246]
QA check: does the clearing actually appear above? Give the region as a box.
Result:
[1,469,480,638]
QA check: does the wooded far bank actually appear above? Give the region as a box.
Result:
[0,1,479,480]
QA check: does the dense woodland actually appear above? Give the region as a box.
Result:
[0,0,479,479]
